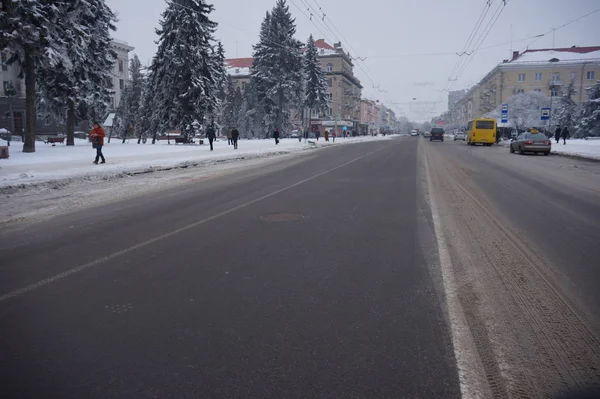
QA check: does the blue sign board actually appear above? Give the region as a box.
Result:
[343,126,347,131]
[501,104,508,114]
[501,115,508,123]
[541,107,551,121]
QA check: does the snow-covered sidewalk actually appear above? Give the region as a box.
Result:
[551,138,600,161]
[0,136,394,188]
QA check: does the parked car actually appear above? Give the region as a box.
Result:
[510,132,551,155]
[430,128,444,142]
[454,131,466,141]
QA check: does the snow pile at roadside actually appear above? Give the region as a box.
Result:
[0,135,395,188]
[552,139,600,160]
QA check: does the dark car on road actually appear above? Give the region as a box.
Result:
[430,128,444,142]
[510,132,551,155]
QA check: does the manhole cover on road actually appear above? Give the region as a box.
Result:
[260,213,305,222]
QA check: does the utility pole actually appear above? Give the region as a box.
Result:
[552,29,556,49]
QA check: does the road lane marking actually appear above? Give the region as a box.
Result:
[421,141,490,399]
[0,144,390,303]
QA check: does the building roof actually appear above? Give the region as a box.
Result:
[225,57,254,68]
[510,46,600,63]
[315,39,334,50]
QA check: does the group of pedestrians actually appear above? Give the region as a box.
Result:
[554,126,570,145]
[323,129,337,142]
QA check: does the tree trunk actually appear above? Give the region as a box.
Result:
[108,126,113,143]
[23,48,36,153]
[66,99,75,146]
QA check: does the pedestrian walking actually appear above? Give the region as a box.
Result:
[324,130,330,142]
[273,128,280,145]
[227,128,232,145]
[316,131,320,141]
[561,127,569,145]
[206,124,216,151]
[332,129,336,142]
[231,127,240,149]
[89,121,106,164]
[555,126,561,144]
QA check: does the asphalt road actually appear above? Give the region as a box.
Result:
[0,138,461,399]
[2,136,600,398]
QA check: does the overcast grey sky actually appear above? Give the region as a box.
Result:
[106,0,600,121]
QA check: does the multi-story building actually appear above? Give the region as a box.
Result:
[360,99,380,135]
[225,39,363,135]
[0,40,133,135]
[449,46,600,127]
[110,40,135,110]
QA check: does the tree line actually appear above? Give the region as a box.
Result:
[0,0,331,152]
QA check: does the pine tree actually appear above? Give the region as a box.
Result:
[114,55,145,143]
[146,0,222,142]
[577,80,600,137]
[552,81,577,133]
[303,34,329,130]
[251,0,304,135]
[0,0,68,152]
[36,0,116,146]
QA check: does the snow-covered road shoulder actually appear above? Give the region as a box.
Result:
[551,138,600,161]
[0,136,395,190]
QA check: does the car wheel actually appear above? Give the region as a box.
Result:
[543,151,550,156]
[519,147,526,155]
[510,145,515,153]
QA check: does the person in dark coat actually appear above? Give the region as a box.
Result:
[555,127,562,144]
[231,127,240,149]
[206,124,216,151]
[561,127,569,145]
[273,128,280,145]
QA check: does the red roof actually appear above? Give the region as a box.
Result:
[512,46,600,61]
[225,57,253,68]
[314,39,334,50]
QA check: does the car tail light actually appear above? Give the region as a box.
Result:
[524,140,533,145]
[546,141,551,146]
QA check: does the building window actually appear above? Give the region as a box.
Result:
[569,72,576,82]
[516,88,524,94]
[328,92,333,101]
[518,73,526,82]
[551,87,559,97]
[242,81,247,90]
[327,78,333,87]
[533,88,541,92]
[326,63,333,72]
[535,72,542,82]
[1,52,7,71]
[118,59,124,72]
[587,71,595,80]
[119,79,124,90]
[552,72,560,82]
[328,107,332,116]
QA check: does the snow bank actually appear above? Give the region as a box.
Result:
[552,139,600,160]
[0,136,395,188]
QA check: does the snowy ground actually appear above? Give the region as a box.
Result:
[550,138,600,160]
[0,135,393,188]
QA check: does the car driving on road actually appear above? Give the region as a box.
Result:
[510,132,552,155]
[430,128,444,142]
[454,131,466,141]
[410,129,418,136]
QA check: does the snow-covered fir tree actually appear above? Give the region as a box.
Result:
[115,55,145,143]
[577,80,600,137]
[36,0,116,146]
[251,1,304,136]
[146,0,222,142]
[552,81,577,133]
[222,76,243,130]
[303,34,329,128]
[239,80,264,138]
[0,0,68,152]
[485,91,550,132]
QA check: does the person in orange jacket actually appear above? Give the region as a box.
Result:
[89,121,106,164]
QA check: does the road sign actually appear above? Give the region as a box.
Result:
[501,104,508,114]
[343,126,347,131]
[336,114,341,121]
[541,107,551,121]
[501,115,508,123]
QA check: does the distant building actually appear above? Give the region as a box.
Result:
[0,39,134,135]
[449,46,600,126]
[225,39,363,135]
[110,40,135,110]
[360,99,380,135]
